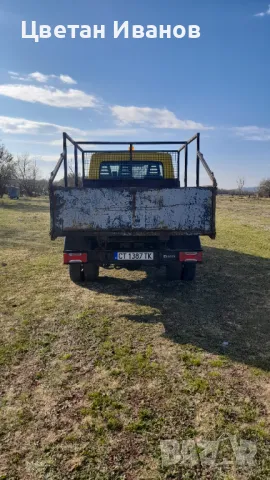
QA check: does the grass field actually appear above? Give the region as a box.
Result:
[0,195,270,480]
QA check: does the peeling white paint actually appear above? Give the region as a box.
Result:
[52,187,213,234]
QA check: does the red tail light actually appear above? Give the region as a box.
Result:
[63,252,87,264]
[179,251,202,262]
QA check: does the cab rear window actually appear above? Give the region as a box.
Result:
[99,161,164,179]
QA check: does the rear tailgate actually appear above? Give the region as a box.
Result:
[50,186,215,238]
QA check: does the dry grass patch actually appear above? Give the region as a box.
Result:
[0,196,270,479]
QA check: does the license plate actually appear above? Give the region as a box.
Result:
[114,252,154,261]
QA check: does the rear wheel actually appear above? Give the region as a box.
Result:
[69,263,83,283]
[166,263,183,281]
[181,262,196,281]
[83,263,99,282]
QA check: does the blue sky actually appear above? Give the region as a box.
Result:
[0,0,269,187]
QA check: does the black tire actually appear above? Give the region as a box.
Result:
[166,263,183,281]
[83,263,99,282]
[181,262,196,281]
[69,264,83,283]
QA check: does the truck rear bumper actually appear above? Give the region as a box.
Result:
[63,249,202,266]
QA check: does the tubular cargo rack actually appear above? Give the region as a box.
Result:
[49,132,217,188]
[49,133,217,239]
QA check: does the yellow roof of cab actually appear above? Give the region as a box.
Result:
[88,151,175,179]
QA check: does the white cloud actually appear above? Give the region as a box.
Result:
[233,126,270,141]
[0,115,140,139]
[29,72,49,83]
[59,75,77,85]
[8,71,77,85]
[0,84,98,108]
[0,116,47,134]
[0,115,86,136]
[110,106,213,130]
[12,76,28,81]
[4,117,268,143]
[254,4,270,16]
[8,71,29,81]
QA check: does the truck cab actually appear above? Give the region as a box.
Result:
[85,151,178,188]
[49,133,217,282]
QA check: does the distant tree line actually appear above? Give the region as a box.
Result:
[218,188,255,196]
[218,179,270,197]
[0,143,49,197]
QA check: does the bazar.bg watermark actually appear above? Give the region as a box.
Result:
[160,435,257,468]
